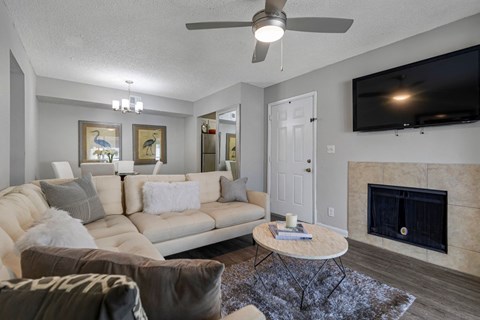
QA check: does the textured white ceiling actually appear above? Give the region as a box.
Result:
[4,0,480,101]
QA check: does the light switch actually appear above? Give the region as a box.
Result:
[327,145,335,154]
[328,207,335,217]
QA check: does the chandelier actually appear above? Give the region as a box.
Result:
[112,80,143,114]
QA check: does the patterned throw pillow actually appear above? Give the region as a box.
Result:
[40,173,106,224]
[0,274,147,320]
[218,176,248,203]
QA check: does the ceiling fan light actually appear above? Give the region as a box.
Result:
[255,25,284,43]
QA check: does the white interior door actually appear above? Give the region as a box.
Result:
[269,93,316,223]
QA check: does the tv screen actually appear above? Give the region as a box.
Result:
[353,45,480,132]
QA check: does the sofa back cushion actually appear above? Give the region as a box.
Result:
[0,273,146,320]
[32,176,123,215]
[186,171,233,203]
[22,247,224,320]
[124,175,186,214]
[0,184,49,279]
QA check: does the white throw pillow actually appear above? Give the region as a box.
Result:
[16,208,97,253]
[143,181,201,215]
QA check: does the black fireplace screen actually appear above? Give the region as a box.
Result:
[368,184,448,253]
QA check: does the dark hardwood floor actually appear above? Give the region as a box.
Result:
[168,231,480,320]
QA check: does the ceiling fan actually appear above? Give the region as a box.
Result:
[186,0,354,63]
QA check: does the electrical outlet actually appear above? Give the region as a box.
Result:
[327,145,335,154]
[328,207,335,217]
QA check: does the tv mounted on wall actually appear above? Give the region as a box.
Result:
[352,45,480,132]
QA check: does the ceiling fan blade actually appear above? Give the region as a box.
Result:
[265,0,287,13]
[287,17,354,33]
[186,21,252,30]
[252,41,270,63]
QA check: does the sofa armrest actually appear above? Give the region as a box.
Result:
[247,190,270,221]
[222,305,266,320]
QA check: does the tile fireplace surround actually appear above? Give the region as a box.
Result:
[348,162,480,277]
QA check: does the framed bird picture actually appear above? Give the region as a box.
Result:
[78,121,122,165]
[132,124,167,165]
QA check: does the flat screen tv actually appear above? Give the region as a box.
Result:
[353,45,480,132]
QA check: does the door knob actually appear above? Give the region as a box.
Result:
[307,159,311,163]
[305,168,311,173]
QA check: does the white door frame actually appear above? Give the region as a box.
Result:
[267,91,318,224]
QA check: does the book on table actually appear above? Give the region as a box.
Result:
[268,222,313,240]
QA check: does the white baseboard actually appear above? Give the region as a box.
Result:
[316,223,349,238]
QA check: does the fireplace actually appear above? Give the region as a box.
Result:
[368,184,448,253]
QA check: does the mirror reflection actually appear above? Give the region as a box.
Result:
[217,107,239,179]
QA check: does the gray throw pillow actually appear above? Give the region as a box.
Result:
[40,173,105,224]
[218,176,248,203]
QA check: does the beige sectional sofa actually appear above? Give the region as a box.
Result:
[0,170,269,319]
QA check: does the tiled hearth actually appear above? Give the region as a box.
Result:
[348,162,480,277]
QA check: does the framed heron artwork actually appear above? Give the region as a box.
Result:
[226,133,236,161]
[132,124,167,165]
[78,121,122,165]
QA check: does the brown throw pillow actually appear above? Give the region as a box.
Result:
[40,173,105,224]
[21,247,225,320]
[0,273,146,320]
[218,176,248,203]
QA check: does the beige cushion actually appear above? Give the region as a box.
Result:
[186,171,233,203]
[124,175,186,215]
[200,202,265,229]
[92,176,123,215]
[32,176,123,216]
[85,215,138,239]
[129,211,215,243]
[94,232,164,260]
[0,186,49,278]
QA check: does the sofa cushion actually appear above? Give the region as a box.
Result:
[124,175,186,215]
[21,247,224,320]
[0,186,51,278]
[40,174,106,224]
[186,171,233,203]
[93,232,164,261]
[200,202,265,229]
[33,176,123,216]
[129,210,215,243]
[143,181,200,215]
[15,208,97,253]
[0,273,146,320]
[218,176,248,203]
[85,215,138,239]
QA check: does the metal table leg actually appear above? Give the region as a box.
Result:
[253,246,347,309]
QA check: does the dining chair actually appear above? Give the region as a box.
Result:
[152,161,163,175]
[51,161,75,179]
[80,163,116,176]
[117,160,135,174]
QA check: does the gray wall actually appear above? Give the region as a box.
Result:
[38,102,186,178]
[0,2,38,189]
[265,14,480,232]
[191,83,265,192]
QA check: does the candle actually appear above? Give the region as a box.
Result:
[285,213,298,228]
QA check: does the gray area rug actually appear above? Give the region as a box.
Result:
[221,255,415,320]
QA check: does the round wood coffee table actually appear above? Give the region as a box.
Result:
[252,222,348,308]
